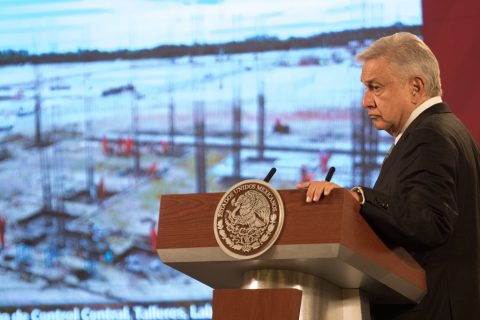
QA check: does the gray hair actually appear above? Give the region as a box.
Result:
[356,32,442,97]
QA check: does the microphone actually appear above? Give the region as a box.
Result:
[263,167,277,183]
[325,166,335,182]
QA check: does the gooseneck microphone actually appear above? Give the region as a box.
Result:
[325,166,336,182]
[263,167,277,183]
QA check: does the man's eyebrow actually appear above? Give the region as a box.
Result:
[363,78,383,85]
[363,77,378,83]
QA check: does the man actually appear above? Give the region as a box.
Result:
[297,32,480,319]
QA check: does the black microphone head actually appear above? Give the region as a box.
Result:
[325,166,335,182]
[264,167,277,182]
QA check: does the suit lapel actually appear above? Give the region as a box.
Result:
[374,102,451,189]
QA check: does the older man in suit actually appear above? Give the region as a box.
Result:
[298,32,480,319]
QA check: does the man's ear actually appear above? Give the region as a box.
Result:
[410,76,425,103]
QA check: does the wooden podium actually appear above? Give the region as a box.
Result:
[156,188,426,320]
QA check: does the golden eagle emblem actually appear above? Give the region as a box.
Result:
[214,180,284,259]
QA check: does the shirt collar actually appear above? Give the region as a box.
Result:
[394,96,443,145]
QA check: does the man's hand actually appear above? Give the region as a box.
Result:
[296,181,342,203]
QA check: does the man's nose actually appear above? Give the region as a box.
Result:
[362,90,374,109]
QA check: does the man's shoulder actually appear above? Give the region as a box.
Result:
[411,108,479,155]
[412,104,465,136]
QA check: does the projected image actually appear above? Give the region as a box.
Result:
[0,0,422,311]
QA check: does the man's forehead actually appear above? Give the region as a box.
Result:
[361,58,391,82]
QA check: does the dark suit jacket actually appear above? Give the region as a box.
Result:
[359,103,480,320]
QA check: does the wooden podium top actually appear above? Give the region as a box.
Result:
[157,188,426,304]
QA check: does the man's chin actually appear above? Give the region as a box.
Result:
[371,120,386,131]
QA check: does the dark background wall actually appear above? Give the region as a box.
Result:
[423,0,480,143]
